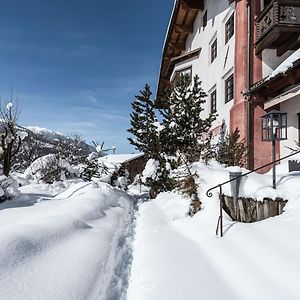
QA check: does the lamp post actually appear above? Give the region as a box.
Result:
[261,110,287,189]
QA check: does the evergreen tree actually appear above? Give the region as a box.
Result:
[160,75,216,213]
[216,128,248,167]
[161,74,216,163]
[128,85,160,159]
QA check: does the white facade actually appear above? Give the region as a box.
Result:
[261,48,299,157]
[280,95,300,157]
[170,0,235,142]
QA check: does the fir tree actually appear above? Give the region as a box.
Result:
[216,128,248,167]
[161,74,216,163]
[160,75,216,213]
[128,85,160,159]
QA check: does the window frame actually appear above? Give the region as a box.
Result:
[210,90,217,114]
[225,74,234,103]
[225,14,234,44]
[171,67,192,87]
[211,38,217,63]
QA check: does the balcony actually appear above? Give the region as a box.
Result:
[255,0,300,56]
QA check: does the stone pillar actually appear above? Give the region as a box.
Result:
[230,0,248,141]
[231,0,273,171]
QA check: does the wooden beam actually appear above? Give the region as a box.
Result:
[174,23,193,34]
[169,42,186,51]
[181,0,204,10]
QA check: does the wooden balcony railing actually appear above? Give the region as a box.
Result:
[255,0,300,55]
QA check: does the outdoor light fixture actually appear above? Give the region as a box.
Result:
[261,110,287,189]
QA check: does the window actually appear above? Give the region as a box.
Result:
[203,11,207,28]
[211,38,217,63]
[225,74,234,103]
[172,67,192,87]
[225,14,234,44]
[211,90,217,114]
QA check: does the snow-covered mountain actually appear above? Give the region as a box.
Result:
[11,126,95,171]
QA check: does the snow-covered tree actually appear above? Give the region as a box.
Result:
[82,142,109,181]
[161,74,216,163]
[53,134,90,165]
[0,100,25,176]
[216,128,248,167]
[128,84,160,159]
[160,75,216,213]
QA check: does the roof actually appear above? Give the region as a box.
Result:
[98,153,144,167]
[250,50,300,96]
[156,0,204,107]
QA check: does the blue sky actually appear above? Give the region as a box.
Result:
[0,0,174,153]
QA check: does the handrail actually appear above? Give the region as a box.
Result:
[206,149,300,198]
[206,148,300,237]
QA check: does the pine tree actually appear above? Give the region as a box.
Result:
[161,74,216,163]
[128,85,160,159]
[216,128,248,167]
[160,75,216,214]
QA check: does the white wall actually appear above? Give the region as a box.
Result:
[262,49,294,78]
[171,0,235,142]
[280,96,300,157]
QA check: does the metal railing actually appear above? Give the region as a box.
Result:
[206,149,300,237]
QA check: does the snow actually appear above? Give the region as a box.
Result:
[16,130,28,140]
[25,126,64,140]
[0,180,133,300]
[99,153,144,165]
[142,159,159,181]
[6,102,13,111]
[267,48,300,80]
[2,155,300,300]
[128,161,300,300]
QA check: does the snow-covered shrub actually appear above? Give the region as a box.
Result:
[0,176,20,201]
[24,154,78,183]
[142,158,176,198]
[110,164,130,190]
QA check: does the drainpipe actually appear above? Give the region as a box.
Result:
[246,0,252,170]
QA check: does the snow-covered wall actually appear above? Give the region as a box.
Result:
[171,0,235,140]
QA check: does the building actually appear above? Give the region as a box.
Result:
[98,153,145,182]
[156,0,300,171]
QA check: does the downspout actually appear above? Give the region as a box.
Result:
[246,0,252,170]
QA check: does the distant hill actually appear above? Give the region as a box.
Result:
[11,126,95,172]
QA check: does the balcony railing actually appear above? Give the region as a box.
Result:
[255,0,300,55]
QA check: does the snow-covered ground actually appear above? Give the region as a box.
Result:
[0,180,134,300]
[127,162,300,300]
[1,160,300,300]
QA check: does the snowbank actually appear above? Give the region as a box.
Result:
[192,161,300,201]
[128,161,300,300]
[0,181,133,300]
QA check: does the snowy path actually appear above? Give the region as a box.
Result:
[127,192,300,300]
[0,181,135,300]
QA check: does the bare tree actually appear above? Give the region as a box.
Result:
[0,96,22,176]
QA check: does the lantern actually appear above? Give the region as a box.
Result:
[261,110,287,189]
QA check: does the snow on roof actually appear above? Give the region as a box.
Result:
[267,49,300,80]
[98,153,144,165]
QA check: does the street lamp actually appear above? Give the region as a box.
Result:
[261,110,287,188]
